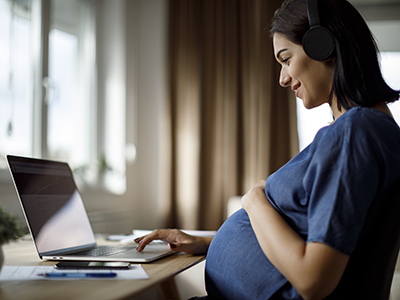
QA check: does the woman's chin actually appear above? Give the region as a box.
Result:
[301,99,323,110]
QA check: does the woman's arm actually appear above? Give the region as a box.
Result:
[135,229,212,255]
[242,180,349,300]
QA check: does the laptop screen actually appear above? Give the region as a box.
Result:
[7,155,96,255]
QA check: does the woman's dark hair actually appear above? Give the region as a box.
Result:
[271,0,400,111]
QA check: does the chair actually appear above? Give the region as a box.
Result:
[327,176,400,299]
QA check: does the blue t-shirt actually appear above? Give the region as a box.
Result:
[205,107,400,300]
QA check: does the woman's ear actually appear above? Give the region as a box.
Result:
[325,56,336,66]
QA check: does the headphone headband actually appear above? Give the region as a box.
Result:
[307,0,321,28]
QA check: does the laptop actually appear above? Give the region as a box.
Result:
[6,155,173,263]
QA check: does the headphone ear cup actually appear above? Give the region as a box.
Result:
[302,26,335,61]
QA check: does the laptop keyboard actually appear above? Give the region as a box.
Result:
[71,245,133,257]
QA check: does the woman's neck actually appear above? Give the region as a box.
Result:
[331,97,346,121]
[371,102,394,118]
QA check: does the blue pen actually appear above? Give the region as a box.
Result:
[42,272,117,278]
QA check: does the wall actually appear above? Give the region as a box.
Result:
[368,21,400,51]
[351,1,400,51]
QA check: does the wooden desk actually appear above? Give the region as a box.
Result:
[0,238,206,300]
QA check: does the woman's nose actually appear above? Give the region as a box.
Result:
[279,69,291,87]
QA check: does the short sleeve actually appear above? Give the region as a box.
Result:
[304,112,381,255]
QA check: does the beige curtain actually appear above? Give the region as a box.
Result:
[161,0,299,230]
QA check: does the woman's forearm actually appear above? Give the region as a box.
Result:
[243,189,310,287]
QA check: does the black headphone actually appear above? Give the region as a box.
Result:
[302,0,335,61]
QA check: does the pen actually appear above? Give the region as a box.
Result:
[40,272,117,278]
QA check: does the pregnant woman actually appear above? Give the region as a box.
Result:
[136,0,400,299]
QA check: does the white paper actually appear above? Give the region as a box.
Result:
[180,230,217,237]
[0,265,149,281]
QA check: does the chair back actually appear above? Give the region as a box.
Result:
[327,176,400,299]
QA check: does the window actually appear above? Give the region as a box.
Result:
[380,52,400,125]
[0,0,97,184]
[296,101,331,151]
[48,1,93,167]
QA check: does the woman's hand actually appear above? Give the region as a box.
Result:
[135,229,212,255]
[241,179,268,212]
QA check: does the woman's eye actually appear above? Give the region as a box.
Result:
[282,58,290,65]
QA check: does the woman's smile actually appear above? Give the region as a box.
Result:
[291,83,301,98]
